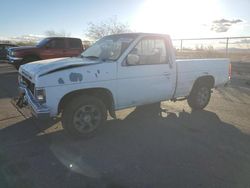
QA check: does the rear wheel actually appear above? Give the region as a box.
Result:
[187,84,211,110]
[62,95,107,138]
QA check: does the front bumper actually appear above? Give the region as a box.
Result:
[18,82,50,119]
[8,55,23,64]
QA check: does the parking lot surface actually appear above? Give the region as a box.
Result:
[0,62,250,188]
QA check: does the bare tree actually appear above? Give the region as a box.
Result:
[44,30,71,37]
[85,16,131,41]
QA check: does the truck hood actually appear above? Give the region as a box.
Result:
[19,57,100,82]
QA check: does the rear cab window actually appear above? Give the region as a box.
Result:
[47,38,65,49]
[67,39,82,49]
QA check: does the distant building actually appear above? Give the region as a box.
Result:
[0,40,11,44]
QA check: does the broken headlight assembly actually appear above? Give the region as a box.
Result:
[35,88,46,104]
[17,74,22,83]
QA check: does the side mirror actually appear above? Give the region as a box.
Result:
[127,54,140,66]
[44,44,50,49]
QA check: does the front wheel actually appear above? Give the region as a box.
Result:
[62,95,107,138]
[187,84,211,110]
[14,57,39,69]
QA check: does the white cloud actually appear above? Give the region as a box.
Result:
[211,19,243,33]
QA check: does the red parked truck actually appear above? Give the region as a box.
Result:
[8,37,83,69]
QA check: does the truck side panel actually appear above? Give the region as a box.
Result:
[174,59,230,98]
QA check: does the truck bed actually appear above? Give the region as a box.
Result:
[174,58,230,98]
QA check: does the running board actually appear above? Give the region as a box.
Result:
[171,97,187,102]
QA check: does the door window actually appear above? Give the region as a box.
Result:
[47,39,65,49]
[131,38,168,65]
[68,39,81,49]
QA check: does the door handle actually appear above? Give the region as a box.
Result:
[163,72,170,76]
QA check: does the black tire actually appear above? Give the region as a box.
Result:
[14,63,21,70]
[187,84,211,110]
[61,95,107,138]
[22,57,39,64]
[14,57,39,70]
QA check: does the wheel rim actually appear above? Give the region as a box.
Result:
[196,87,210,107]
[72,104,102,134]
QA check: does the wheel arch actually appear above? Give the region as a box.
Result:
[58,87,116,118]
[190,75,215,95]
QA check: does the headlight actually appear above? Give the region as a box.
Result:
[10,51,15,56]
[35,88,46,103]
[17,74,23,83]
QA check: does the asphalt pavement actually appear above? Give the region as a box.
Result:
[0,62,250,188]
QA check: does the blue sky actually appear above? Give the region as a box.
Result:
[1,0,250,39]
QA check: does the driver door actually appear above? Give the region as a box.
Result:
[116,36,175,109]
[40,38,65,59]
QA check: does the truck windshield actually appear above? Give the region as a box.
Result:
[81,35,136,61]
[36,38,50,47]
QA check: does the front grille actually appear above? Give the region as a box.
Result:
[7,49,11,56]
[8,49,14,57]
[22,76,35,95]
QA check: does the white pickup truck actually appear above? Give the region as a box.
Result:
[17,33,230,137]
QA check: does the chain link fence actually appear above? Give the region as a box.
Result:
[173,37,250,63]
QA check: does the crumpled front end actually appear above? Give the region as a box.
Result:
[17,78,51,119]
